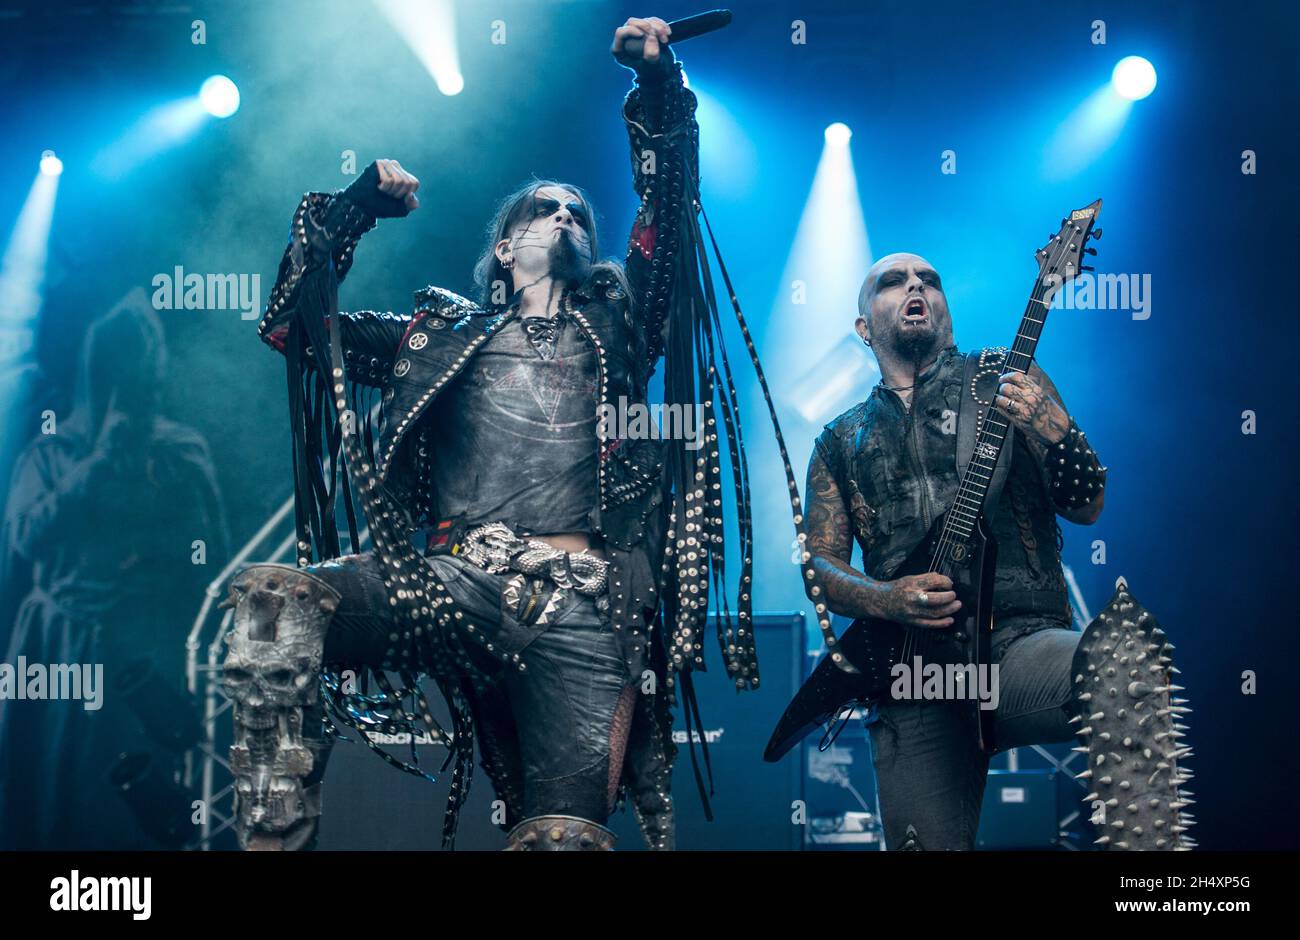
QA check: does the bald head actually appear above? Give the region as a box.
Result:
[855,252,954,362]
[858,253,934,317]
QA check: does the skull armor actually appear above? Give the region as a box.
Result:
[220,563,339,850]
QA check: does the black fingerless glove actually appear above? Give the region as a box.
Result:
[339,160,412,219]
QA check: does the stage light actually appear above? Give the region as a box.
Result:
[824,122,852,146]
[39,150,63,176]
[764,125,873,424]
[1111,56,1157,101]
[750,123,873,600]
[1043,85,1134,180]
[0,164,61,482]
[373,0,464,97]
[200,75,240,118]
[92,98,208,179]
[436,71,464,96]
[0,170,59,333]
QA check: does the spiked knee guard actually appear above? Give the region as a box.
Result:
[1071,579,1195,851]
[504,815,617,851]
[220,564,339,851]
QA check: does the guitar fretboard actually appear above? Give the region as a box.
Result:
[930,284,1057,570]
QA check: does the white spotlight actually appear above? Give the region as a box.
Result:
[436,71,464,96]
[39,150,63,176]
[373,0,464,97]
[200,75,241,118]
[1111,56,1157,101]
[824,122,852,146]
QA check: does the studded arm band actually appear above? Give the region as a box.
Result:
[625,62,699,198]
[317,192,378,263]
[261,159,417,338]
[258,191,377,342]
[1046,420,1107,510]
[622,62,699,374]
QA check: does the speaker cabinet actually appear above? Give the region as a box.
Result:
[976,769,1060,849]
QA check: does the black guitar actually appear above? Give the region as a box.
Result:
[764,199,1103,762]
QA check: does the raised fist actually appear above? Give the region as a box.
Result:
[612,16,674,73]
[341,159,420,218]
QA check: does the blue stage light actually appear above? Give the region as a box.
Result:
[765,124,873,424]
[1111,56,1157,101]
[824,122,852,146]
[200,75,241,118]
[0,159,62,468]
[39,150,63,176]
[373,0,464,96]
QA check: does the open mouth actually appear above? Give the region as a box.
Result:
[902,298,929,322]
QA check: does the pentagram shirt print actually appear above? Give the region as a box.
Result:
[425,310,600,535]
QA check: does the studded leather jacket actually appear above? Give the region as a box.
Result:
[815,347,1071,624]
[256,71,692,635]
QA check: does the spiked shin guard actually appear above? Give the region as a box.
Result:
[220,564,339,851]
[504,816,617,851]
[1070,579,1195,851]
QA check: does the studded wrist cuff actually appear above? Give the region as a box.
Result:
[1047,420,1107,509]
[316,193,377,276]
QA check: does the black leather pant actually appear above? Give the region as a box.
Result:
[308,551,638,825]
[866,618,1081,850]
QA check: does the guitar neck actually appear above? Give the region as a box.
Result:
[932,282,1052,566]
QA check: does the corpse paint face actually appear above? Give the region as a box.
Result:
[496,185,594,286]
[857,253,954,361]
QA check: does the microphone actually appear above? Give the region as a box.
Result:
[620,9,733,58]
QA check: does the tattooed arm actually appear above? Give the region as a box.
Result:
[805,448,961,629]
[995,362,1105,525]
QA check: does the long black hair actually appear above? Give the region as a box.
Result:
[472,178,622,309]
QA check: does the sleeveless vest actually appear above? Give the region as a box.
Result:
[815,347,1070,624]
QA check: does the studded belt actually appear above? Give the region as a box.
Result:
[456,522,609,598]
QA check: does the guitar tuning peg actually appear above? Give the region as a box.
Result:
[1081,264,1095,273]
[1084,247,1098,255]
[1091,227,1103,240]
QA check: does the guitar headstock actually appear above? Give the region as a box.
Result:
[1034,198,1103,303]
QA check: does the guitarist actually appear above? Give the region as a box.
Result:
[804,252,1108,850]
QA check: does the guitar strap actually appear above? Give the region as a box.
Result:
[956,346,1015,510]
